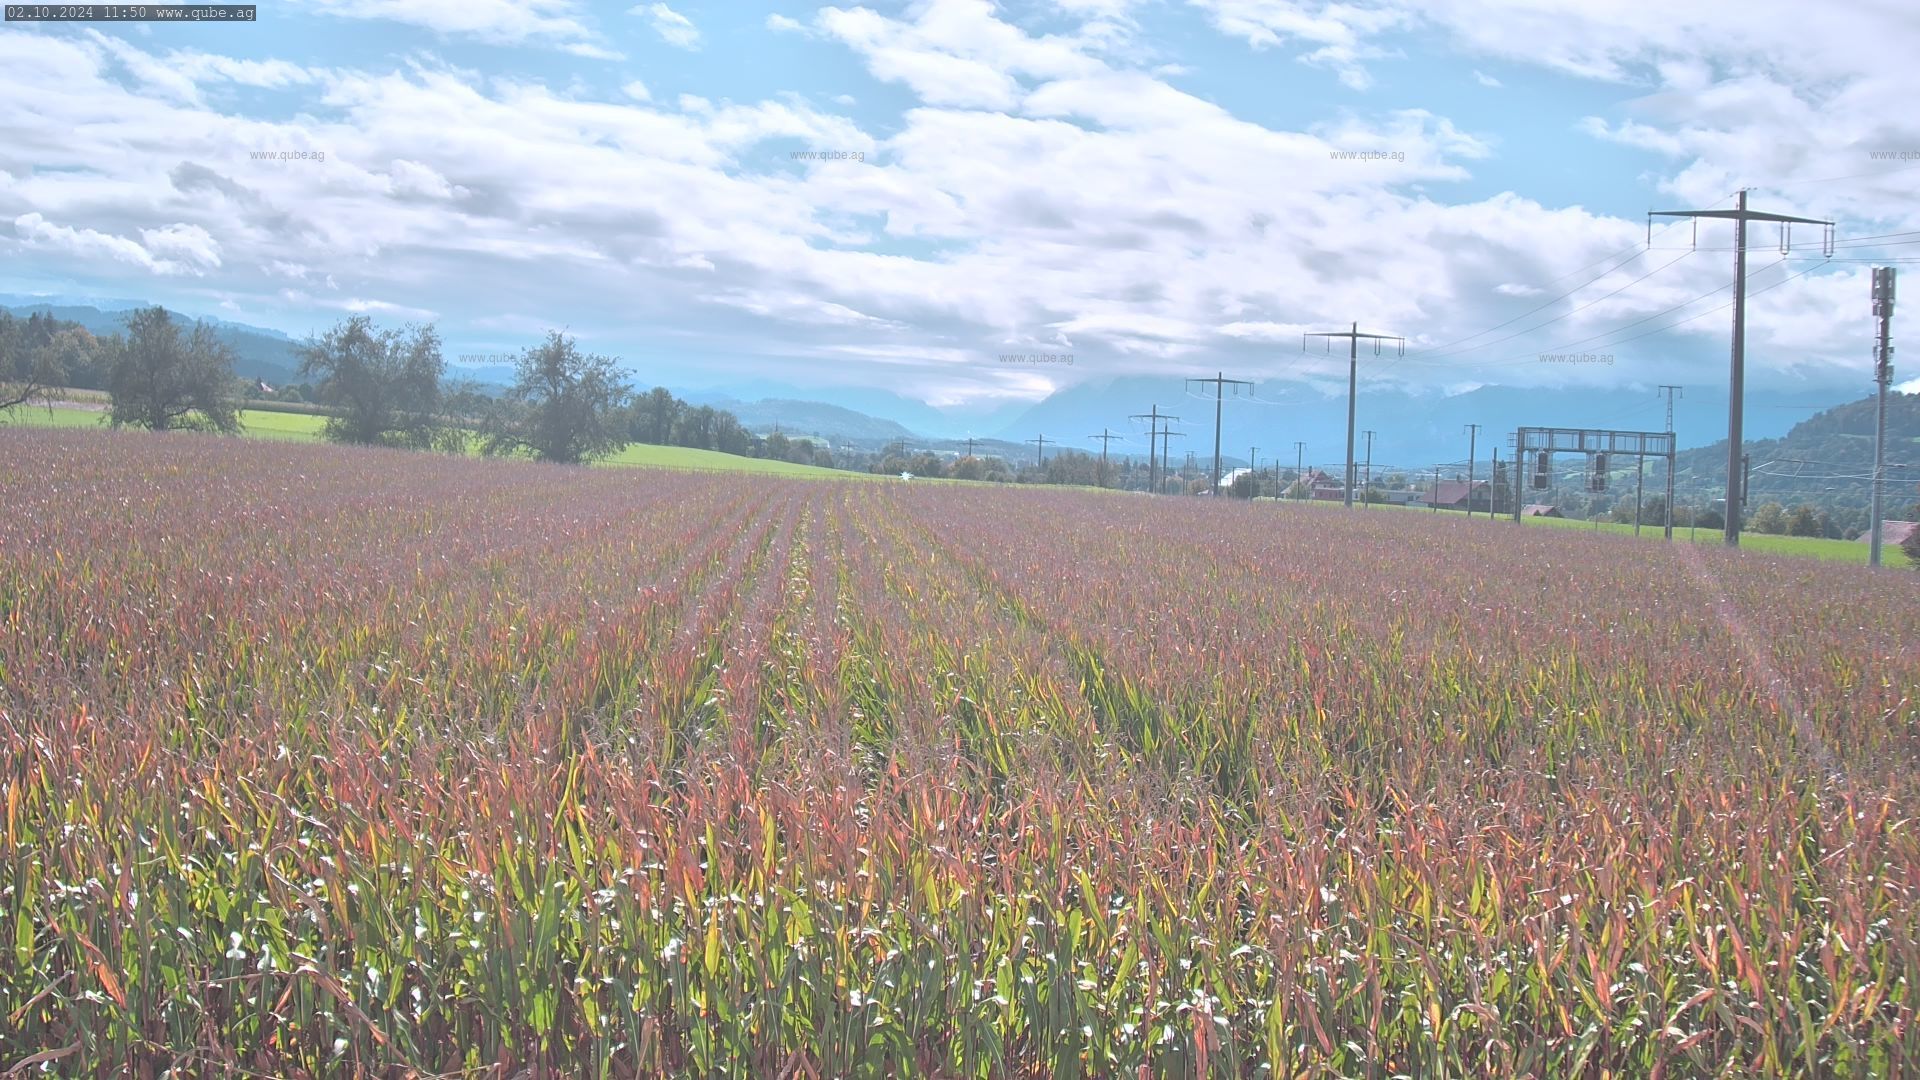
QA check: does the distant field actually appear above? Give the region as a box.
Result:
[3,427,1916,1076]
[1279,498,1884,564]
[5,404,858,478]
[1521,507,1875,562]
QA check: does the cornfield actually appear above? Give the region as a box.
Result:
[1,427,1916,1077]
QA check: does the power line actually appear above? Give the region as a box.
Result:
[1028,433,1051,468]
[1186,371,1254,496]
[1649,190,1834,548]
[1088,428,1121,489]
[1303,322,1404,508]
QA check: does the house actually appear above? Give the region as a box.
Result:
[1521,504,1563,518]
[1858,520,1918,546]
[1425,479,1492,512]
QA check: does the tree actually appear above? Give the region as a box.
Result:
[482,332,632,464]
[1749,501,1787,535]
[1,315,93,414]
[298,316,446,449]
[1784,504,1821,537]
[1904,525,1920,569]
[627,387,683,445]
[1230,471,1259,499]
[106,307,241,432]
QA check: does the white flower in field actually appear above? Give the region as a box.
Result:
[333,1038,348,1056]
[662,936,684,961]
[226,933,246,961]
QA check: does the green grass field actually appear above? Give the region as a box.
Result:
[1298,497,1883,564]
[3,404,860,479]
[1519,506,1873,562]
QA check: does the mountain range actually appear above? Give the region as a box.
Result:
[3,295,1878,466]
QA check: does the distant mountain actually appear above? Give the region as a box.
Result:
[2,301,306,386]
[677,379,1020,440]
[989,375,1867,472]
[681,395,919,443]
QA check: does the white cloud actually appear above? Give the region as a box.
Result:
[139,223,222,268]
[299,0,608,53]
[2,1,1912,409]
[15,212,207,275]
[1472,69,1500,87]
[766,13,805,33]
[639,3,701,49]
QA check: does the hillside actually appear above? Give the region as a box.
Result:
[1669,391,1920,534]
[2,302,306,386]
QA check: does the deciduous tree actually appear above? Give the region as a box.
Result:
[482,332,632,464]
[298,316,446,449]
[106,307,241,433]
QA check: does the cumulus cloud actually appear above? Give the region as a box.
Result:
[639,3,701,49]
[299,0,610,53]
[1,0,1912,409]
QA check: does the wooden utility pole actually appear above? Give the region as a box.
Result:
[1463,424,1481,519]
[1087,429,1121,489]
[1130,407,1179,495]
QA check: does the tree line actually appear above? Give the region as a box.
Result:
[0,309,833,469]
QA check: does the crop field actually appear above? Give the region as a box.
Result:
[1,427,1917,1077]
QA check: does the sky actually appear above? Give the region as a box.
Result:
[2,0,1917,421]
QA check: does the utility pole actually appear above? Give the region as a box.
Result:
[1362,430,1376,506]
[1186,371,1254,496]
[1634,453,1645,537]
[1463,424,1481,519]
[1491,447,1500,517]
[1130,407,1179,495]
[1090,426,1121,486]
[1305,322,1405,508]
[1029,434,1050,468]
[1162,430,1186,493]
[1871,267,1898,567]
[1248,445,1258,495]
[1650,191,1832,547]
[1294,441,1305,480]
[964,435,977,459]
[1658,385,1682,541]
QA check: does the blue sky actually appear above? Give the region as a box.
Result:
[2,0,1917,420]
